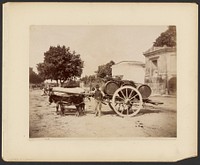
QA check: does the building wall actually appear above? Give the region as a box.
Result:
[112,62,145,83]
[143,47,176,95]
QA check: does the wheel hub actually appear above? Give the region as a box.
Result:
[124,98,130,104]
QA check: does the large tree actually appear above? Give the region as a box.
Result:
[153,26,176,47]
[97,60,115,78]
[37,45,84,85]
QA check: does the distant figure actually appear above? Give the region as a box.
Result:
[41,86,48,96]
[41,84,51,96]
[94,84,104,117]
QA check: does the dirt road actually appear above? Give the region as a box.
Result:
[29,90,176,138]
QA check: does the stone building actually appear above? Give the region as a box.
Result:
[143,46,176,95]
[112,61,145,84]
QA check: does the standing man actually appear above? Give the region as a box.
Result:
[94,84,103,117]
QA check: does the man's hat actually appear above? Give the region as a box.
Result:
[96,84,100,88]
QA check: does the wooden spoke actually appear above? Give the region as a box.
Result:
[116,94,124,101]
[118,104,122,112]
[131,103,140,106]
[115,100,124,104]
[128,89,134,98]
[127,107,129,115]
[120,104,126,114]
[119,90,126,99]
[129,94,139,101]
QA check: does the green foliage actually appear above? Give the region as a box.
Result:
[37,45,84,84]
[96,60,115,78]
[153,26,176,47]
[29,67,44,84]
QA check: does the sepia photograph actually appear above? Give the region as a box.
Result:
[3,3,197,161]
[29,25,177,138]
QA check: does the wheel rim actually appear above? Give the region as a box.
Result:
[111,86,143,117]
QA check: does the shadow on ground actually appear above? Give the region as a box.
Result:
[137,108,162,116]
[100,107,163,117]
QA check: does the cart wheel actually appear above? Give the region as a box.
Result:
[112,86,143,117]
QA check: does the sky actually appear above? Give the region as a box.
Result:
[29,26,168,77]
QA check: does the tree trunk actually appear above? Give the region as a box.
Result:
[60,79,66,87]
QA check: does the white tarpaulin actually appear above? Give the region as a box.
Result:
[52,87,85,94]
[44,79,58,84]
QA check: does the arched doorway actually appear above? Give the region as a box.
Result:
[168,77,176,95]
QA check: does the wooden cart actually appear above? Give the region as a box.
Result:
[49,80,162,117]
[49,87,86,116]
[101,80,163,117]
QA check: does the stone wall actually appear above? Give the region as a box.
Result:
[143,46,176,95]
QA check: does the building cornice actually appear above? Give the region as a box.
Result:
[143,46,176,57]
[112,61,145,67]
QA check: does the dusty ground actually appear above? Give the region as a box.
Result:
[29,89,176,138]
